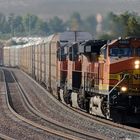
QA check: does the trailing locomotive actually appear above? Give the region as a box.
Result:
[2,32,140,123]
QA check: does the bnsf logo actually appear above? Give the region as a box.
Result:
[120,74,140,80]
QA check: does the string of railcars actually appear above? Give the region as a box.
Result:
[2,31,140,123]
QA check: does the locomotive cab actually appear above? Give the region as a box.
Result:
[76,40,108,114]
[104,38,140,123]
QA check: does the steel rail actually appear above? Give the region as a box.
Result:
[0,133,15,140]
[3,69,84,140]
[10,69,106,140]
[0,69,15,140]
[20,68,140,137]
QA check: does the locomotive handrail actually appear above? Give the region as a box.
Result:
[107,73,129,118]
[108,73,129,95]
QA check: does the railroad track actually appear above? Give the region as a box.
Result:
[0,133,14,140]
[9,67,140,140]
[1,68,86,140]
[3,68,106,140]
[70,102,140,134]
[0,69,55,140]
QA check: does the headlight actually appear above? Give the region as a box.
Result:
[135,65,140,69]
[121,86,127,92]
[134,60,140,69]
[135,60,140,65]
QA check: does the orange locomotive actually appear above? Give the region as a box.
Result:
[105,38,140,122]
[59,37,140,123]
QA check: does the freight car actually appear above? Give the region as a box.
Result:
[18,31,92,98]
[3,45,20,67]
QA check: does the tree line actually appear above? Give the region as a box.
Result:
[0,11,140,39]
[0,12,97,39]
[101,11,140,39]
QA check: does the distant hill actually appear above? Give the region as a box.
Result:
[0,0,140,20]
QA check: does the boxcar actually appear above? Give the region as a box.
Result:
[4,45,20,67]
[0,46,3,66]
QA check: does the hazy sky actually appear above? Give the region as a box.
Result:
[0,0,139,19]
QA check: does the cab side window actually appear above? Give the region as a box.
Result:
[136,48,140,56]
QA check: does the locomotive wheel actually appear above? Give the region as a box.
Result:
[101,98,110,119]
[63,90,71,104]
[57,87,61,101]
[63,86,72,104]
[77,93,85,109]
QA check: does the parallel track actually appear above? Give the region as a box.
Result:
[1,69,82,140]
[3,68,106,140]
[0,69,55,140]
[70,104,140,135]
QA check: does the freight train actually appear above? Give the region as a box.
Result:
[2,31,140,123]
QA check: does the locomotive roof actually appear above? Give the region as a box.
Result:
[58,31,92,42]
[107,37,140,48]
[79,40,107,55]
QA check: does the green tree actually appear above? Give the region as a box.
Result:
[126,16,140,36]
[34,19,49,35]
[83,15,97,35]
[0,13,7,34]
[7,13,15,36]
[101,11,140,38]
[68,12,83,31]
[14,16,24,35]
[49,16,65,33]
[22,14,40,36]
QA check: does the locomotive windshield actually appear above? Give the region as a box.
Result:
[109,47,132,57]
[100,45,107,59]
